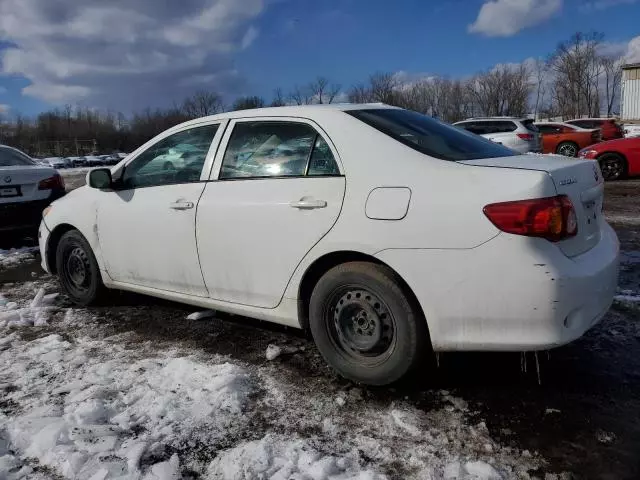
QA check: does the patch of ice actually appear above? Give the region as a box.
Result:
[205,433,384,480]
[265,344,282,361]
[0,247,39,271]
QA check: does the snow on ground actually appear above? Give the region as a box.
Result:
[0,281,543,479]
[0,247,39,272]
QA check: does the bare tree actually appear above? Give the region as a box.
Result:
[548,32,605,119]
[307,76,341,104]
[288,85,312,105]
[467,64,531,117]
[270,88,286,107]
[182,90,224,118]
[601,56,623,117]
[347,83,373,103]
[532,58,547,119]
[232,96,265,111]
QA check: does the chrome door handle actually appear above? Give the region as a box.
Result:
[289,198,327,209]
[170,201,194,210]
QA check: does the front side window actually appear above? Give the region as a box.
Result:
[350,109,515,161]
[220,121,340,179]
[121,124,218,189]
[0,147,35,166]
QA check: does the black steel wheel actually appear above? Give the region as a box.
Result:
[56,230,107,305]
[309,262,429,385]
[328,287,397,365]
[598,154,626,181]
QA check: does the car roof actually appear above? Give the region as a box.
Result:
[454,117,528,123]
[175,103,396,128]
[566,118,615,122]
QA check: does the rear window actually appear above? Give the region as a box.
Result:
[0,147,35,166]
[521,119,538,132]
[348,109,515,161]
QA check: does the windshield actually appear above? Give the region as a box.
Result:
[0,146,35,166]
[347,109,516,161]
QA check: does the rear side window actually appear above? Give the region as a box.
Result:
[487,121,518,133]
[220,121,340,179]
[521,119,538,132]
[349,109,515,161]
[0,147,35,166]
[569,120,592,128]
[536,125,560,134]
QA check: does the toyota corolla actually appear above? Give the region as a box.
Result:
[39,104,619,385]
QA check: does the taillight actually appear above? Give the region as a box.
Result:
[483,195,578,242]
[38,174,65,191]
[517,133,534,141]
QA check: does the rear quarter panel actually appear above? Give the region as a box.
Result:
[283,111,557,298]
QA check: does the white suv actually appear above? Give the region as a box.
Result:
[454,117,542,154]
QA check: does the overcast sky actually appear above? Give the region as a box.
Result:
[0,0,639,116]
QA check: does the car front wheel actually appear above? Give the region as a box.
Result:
[309,262,429,385]
[598,153,626,181]
[56,230,107,306]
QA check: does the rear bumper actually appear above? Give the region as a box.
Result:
[376,222,619,351]
[0,191,64,233]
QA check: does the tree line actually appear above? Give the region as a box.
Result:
[0,31,625,157]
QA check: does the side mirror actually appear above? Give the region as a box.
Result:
[87,168,113,189]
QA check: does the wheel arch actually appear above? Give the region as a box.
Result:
[46,223,77,274]
[297,250,430,340]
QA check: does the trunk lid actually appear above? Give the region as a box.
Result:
[0,165,58,203]
[460,154,604,257]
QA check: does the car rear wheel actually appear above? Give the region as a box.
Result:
[309,262,429,385]
[56,230,107,306]
[556,141,579,157]
[598,153,626,181]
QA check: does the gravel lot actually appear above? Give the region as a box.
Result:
[0,169,639,479]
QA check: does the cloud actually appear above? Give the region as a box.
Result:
[0,0,264,111]
[0,104,10,114]
[580,0,637,12]
[625,36,640,63]
[468,0,562,37]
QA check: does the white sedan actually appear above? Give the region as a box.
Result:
[1,145,65,236]
[38,104,619,385]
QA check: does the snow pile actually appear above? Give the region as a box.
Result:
[0,247,39,271]
[206,434,384,480]
[265,344,281,361]
[0,327,252,479]
[0,288,58,328]
[185,310,217,321]
[614,289,640,309]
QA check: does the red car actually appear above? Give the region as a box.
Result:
[566,118,624,141]
[578,137,640,180]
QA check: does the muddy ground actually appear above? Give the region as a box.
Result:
[2,171,640,479]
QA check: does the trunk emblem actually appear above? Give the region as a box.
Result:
[559,177,577,186]
[3,176,11,183]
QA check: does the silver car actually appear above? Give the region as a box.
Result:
[453,117,542,154]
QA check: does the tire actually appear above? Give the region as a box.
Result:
[556,141,579,157]
[598,153,626,181]
[309,262,429,385]
[56,230,107,306]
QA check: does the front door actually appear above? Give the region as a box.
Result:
[97,123,222,296]
[197,119,345,308]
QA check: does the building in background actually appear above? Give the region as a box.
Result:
[621,63,640,122]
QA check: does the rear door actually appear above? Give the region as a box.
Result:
[196,118,345,308]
